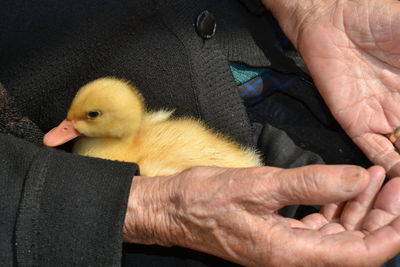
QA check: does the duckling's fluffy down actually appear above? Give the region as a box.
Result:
[47,77,262,176]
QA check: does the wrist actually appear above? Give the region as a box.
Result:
[123,175,184,246]
[261,0,338,48]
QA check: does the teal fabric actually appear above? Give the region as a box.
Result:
[230,62,268,85]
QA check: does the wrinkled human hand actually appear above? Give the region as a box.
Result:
[263,0,400,176]
[123,165,400,266]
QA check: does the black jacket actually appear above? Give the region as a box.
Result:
[0,0,370,266]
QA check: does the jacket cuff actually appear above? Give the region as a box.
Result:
[16,145,137,266]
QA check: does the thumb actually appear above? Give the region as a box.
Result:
[269,165,370,208]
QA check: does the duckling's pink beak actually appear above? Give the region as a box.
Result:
[43,119,81,147]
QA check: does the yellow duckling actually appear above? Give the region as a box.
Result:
[43,77,261,176]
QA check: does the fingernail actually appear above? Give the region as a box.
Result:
[341,166,367,192]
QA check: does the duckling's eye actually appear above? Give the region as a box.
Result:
[87,111,101,119]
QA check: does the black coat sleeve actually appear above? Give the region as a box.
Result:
[0,134,138,266]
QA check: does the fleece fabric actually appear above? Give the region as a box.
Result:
[0,134,137,266]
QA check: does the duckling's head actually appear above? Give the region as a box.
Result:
[43,77,145,147]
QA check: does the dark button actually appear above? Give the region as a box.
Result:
[195,10,216,39]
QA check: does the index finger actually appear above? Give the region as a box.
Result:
[353,133,400,177]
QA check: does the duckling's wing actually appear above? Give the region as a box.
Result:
[144,110,174,123]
